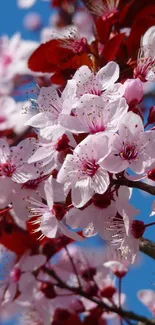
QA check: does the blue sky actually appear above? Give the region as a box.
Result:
[0,1,155,324]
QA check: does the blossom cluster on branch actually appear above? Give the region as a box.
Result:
[0,0,155,324]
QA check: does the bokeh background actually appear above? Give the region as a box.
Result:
[0,1,154,324]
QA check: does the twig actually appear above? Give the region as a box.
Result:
[65,246,82,289]
[139,238,155,260]
[44,267,155,325]
[112,178,155,196]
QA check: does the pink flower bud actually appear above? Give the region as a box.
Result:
[23,12,42,31]
[41,282,57,299]
[123,78,143,107]
[147,106,155,125]
[100,285,116,298]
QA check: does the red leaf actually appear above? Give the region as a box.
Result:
[120,0,155,26]
[28,42,55,73]
[127,16,155,57]
[101,33,125,61]
[0,223,39,255]
[95,17,111,44]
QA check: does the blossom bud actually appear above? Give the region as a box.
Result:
[80,266,96,280]
[123,78,143,107]
[54,308,71,322]
[100,285,116,299]
[41,282,57,299]
[84,282,98,296]
[69,300,85,313]
[23,12,42,31]
[131,220,145,239]
[147,106,155,125]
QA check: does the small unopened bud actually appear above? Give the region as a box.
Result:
[131,220,145,239]
[123,78,143,107]
[84,283,98,296]
[41,282,56,299]
[69,300,85,313]
[54,308,71,321]
[80,267,96,280]
[147,106,155,125]
[23,12,42,31]
[100,285,116,299]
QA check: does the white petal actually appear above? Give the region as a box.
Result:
[44,176,54,208]
[40,213,58,238]
[17,0,36,8]
[21,255,46,272]
[25,112,50,128]
[59,222,84,241]
[72,181,94,208]
[97,62,119,90]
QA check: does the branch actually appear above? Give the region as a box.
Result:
[139,238,155,260]
[112,178,155,196]
[44,267,155,325]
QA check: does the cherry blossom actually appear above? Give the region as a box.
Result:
[0,34,38,95]
[134,26,155,82]
[25,82,76,138]
[0,248,46,304]
[101,111,154,174]
[59,95,128,134]
[17,0,36,8]
[138,290,155,316]
[0,138,39,208]
[57,133,110,208]
[26,176,83,241]
[71,62,124,101]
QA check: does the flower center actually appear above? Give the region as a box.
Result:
[2,54,12,67]
[52,204,66,221]
[0,162,16,177]
[81,159,99,177]
[93,192,112,209]
[120,144,138,161]
[134,58,155,82]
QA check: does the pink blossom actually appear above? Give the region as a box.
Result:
[59,95,128,134]
[0,138,39,208]
[23,13,42,31]
[0,248,46,304]
[57,133,110,208]
[101,111,154,174]
[134,26,155,82]
[72,62,124,100]
[26,82,76,138]
[26,176,83,241]
[17,0,36,8]
[0,34,38,95]
[138,290,155,316]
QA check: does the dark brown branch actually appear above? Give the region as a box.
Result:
[44,267,155,325]
[112,178,155,196]
[140,238,155,260]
